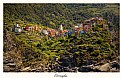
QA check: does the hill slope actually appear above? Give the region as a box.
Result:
[4,3,120,29]
[3,3,120,72]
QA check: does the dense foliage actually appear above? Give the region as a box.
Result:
[4,3,119,29]
[3,3,120,72]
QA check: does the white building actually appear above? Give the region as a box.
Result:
[14,24,22,33]
[59,24,63,31]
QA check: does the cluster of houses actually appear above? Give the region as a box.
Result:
[12,16,110,37]
[12,24,40,32]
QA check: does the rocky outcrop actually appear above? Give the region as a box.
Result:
[93,61,120,72]
[3,30,22,72]
[78,65,94,72]
[78,61,120,72]
[99,63,110,72]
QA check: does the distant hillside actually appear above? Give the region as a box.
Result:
[4,3,120,29]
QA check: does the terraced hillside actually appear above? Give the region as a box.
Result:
[3,3,120,72]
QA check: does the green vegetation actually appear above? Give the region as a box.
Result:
[4,3,119,29]
[3,3,119,72]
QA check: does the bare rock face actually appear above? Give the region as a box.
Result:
[3,31,23,72]
[93,61,120,72]
[6,63,16,68]
[21,67,31,72]
[110,68,119,72]
[99,63,110,72]
[110,61,120,72]
[3,65,11,72]
[78,65,94,72]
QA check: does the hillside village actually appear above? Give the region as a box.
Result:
[12,16,110,38]
[3,4,119,72]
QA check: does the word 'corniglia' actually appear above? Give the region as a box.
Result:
[54,74,67,78]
